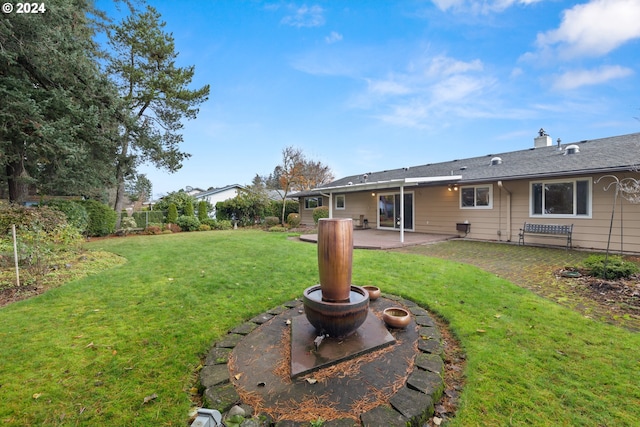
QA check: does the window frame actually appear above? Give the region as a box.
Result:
[335,194,346,210]
[304,197,323,210]
[529,178,592,218]
[459,184,493,209]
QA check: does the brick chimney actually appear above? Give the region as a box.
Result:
[534,128,552,148]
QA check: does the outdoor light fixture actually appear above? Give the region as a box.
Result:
[448,184,459,192]
[371,192,376,196]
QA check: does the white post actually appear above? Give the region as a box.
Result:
[12,224,20,287]
[328,193,333,218]
[400,185,405,243]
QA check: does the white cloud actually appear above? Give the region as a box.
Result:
[425,56,483,77]
[431,0,543,14]
[281,4,325,28]
[325,31,343,44]
[363,55,495,128]
[536,0,640,58]
[366,79,411,96]
[552,65,634,90]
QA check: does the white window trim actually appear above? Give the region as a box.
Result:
[460,185,493,209]
[529,178,592,218]
[335,194,346,210]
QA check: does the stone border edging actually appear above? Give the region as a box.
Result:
[198,294,445,426]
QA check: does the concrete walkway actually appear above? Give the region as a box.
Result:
[299,228,457,249]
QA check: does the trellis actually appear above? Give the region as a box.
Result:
[595,174,640,257]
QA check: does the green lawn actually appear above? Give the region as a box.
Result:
[0,230,638,426]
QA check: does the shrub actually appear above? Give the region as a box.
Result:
[287,213,301,228]
[165,223,181,233]
[0,205,82,275]
[313,206,329,224]
[176,215,200,232]
[267,200,298,219]
[265,216,280,227]
[582,254,639,280]
[198,201,208,221]
[268,225,287,232]
[200,218,216,227]
[199,224,211,231]
[213,220,232,230]
[145,225,162,235]
[46,200,89,234]
[184,200,194,217]
[120,216,138,232]
[81,200,117,237]
[167,203,178,224]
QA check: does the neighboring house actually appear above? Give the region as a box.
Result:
[185,186,206,196]
[194,184,245,218]
[295,131,640,253]
[266,189,298,202]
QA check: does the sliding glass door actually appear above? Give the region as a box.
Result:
[378,193,413,230]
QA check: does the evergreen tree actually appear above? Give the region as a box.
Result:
[198,201,208,221]
[167,203,178,224]
[0,0,122,202]
[184,200,194,217]
[106,5,210,224]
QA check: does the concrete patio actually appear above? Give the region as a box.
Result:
[299,228,458,249]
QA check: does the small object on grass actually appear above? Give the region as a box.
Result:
[143,393,158,404]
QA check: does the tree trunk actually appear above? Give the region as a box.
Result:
[113,136,130,229]
[6,158,30,204]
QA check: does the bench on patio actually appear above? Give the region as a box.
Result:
[518,222,573,249]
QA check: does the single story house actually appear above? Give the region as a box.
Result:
[295,130,640,253]
[194,184,245,218]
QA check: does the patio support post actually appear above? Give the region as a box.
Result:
[400,185,405,243]
[328,192,333,218]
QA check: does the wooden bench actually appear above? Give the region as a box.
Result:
[518,223,573,249]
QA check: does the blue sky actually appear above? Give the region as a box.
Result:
[97,0,640,198]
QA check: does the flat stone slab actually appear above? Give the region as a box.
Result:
[415,352,445,375]
[389,386,434,422]
[290,310,395,378]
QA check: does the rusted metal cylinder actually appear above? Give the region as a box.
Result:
[317,218,353,302]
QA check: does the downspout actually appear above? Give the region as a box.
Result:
[497,181,511,241]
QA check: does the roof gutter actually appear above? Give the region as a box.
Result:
[315,175,463,193]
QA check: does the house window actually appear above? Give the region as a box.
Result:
[335,195,345,210]
[530,178,591,217]
[460,185,492,209]
[304,197,323,210]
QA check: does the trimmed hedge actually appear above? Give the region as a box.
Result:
[81,200,117,237]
